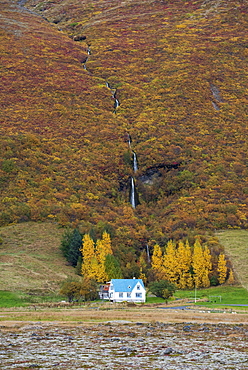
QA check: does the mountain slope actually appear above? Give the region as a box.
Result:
[0,222,74,292]
[1,0,248,257]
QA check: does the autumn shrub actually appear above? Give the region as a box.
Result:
[60,277,98,302]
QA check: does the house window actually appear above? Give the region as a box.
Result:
[119,293,123,298]
[137,285,140,290]
[136,293,142,298]
[127,293,131,298]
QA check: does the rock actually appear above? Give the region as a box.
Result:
[183,325,191,332]
[127,332,135,337]
[163,347,173,355]
[73,35,86,41]
[28,365,40,368]
[110,337,121,341]
[138,162,180,185]
[120,346,136,353]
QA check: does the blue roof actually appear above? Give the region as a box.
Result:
[111,279,144,292]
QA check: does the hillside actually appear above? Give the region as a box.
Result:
[1,0,248,262]
[0,222,247,293]
[0,222,74,292]
[216,230,248,290]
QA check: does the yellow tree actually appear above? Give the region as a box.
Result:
[151,244,165,279]
[163,240,178,284]
[95,231,113,282]
[81,234,99,280]
[185,239,194,289]
[192,239,204,288]
[217,253,227,284]
[101,231,113,255]
[227,268,235,285]
[177,240,193,289]
[192,239,212,288]
[202,245,212,288]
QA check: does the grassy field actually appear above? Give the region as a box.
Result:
[0,291,27,308]
[216,230,248,290]
[174,286,248,307]
[0,222,75,293]
[0,290,67,308]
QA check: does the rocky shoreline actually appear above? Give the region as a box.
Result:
[0,321,247,369]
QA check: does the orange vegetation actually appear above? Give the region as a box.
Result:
[1,0,248,265]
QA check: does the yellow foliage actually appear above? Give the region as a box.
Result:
[227,269,235,285]
[163,240,178,284]
[177,240,193,289]
[81,234,96,278]
[81,232,113,283]
[217,254,227,285]
[192,239,212,288]
[151,243,165,279]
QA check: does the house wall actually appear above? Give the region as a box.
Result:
[109,282,146,303]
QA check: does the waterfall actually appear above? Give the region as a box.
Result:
[210,83,223,102]
[128,134,132,148]
[130,177,136,208]
[133,152,138,172]
[114,98,120,109]
[82,57,88,70]
[146,244,151,263]
[18,0,28,5]
[212,101,220,111]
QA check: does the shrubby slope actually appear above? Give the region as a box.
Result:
[1,0,247,261]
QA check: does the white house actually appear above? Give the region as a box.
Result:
[106,278,146,303]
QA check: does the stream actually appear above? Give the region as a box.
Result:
[17,0,142,209]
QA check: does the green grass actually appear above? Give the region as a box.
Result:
[146,296,166,304]
[0,290,67,308]
[0,291,27,308]
[174,285,248,306]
